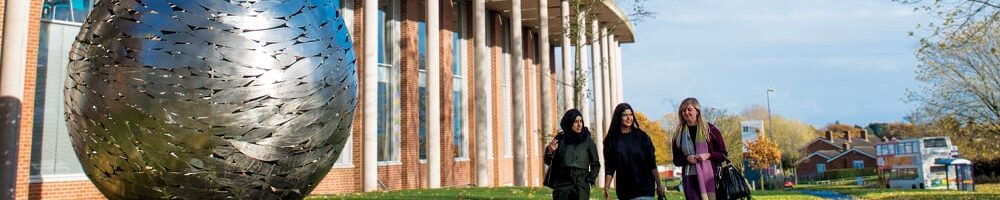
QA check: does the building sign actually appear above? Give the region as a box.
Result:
[741,120,764,153]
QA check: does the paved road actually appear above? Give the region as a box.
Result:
[801,190,854,200]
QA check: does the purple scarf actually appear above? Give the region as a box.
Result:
[694,142,716,200]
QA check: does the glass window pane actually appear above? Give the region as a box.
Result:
[43,0,92,22]
[418,21,427,70]
[378,78,390,161]
[419,73,427,160]
[31,20,86,177]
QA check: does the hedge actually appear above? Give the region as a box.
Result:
[823,168,878,180]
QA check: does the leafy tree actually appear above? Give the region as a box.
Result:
[702,107,745,167]
[745,135,780,191]
[635,111,671,165]
[741,105,816,167]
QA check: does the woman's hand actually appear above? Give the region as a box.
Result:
[686,155,700,164]
[603,186,610,200]
[655,184,666,197]
[698,153,711,161]
[546,139,559,153]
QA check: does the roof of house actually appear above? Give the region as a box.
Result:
[797,136,885,151]
[795,150,840,165]
[828,147,877,161]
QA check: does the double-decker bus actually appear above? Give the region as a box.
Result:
[876,137,973,190]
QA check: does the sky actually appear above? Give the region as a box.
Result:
[618,0,936,127]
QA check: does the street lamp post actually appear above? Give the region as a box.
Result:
[766,88,783,189]
[766,88,774,139]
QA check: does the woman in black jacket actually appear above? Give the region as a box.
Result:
[544,109,601,200]
[603,103,665,200]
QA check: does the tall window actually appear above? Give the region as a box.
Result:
[816,163,826,175]
[453,1,469,159]
[333,0,354,167]
[418,18,428,160]
[853,160,864,169]
[31,0,94,181]
[377,0,402,163]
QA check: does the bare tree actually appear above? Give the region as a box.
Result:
[895,0,1000,38]
[561,0,656,107]
[907,19,1000,134]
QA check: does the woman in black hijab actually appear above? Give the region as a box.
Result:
[544,109,601,200]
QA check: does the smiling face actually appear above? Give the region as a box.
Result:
[572,116,584,133]
[682,104,699,126]
[621,109,635,129]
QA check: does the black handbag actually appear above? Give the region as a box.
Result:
[543,166,554,188]
[716,159,752,200]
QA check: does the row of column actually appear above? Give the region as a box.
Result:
[360,0,625,191]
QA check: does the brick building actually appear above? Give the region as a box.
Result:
[1,0,635,199]
[795,130,882,179]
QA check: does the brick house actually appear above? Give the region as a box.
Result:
[795,130,881,179]
[1,0,636,199]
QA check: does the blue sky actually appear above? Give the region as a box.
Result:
[619,0,934,127]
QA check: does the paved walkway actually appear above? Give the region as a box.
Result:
[801,190,854,200]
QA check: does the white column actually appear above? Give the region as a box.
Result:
[600,29,611,131]
[362,0,379,192]
[611,38,625,103]
[473,0,491,187]
[560,0,572,111]
[615,39,623,103]
[590,21,605,188]
[537,0,552,186]
[608,35,621,104]
[426,0,442,188]
[511,0,527,187]
[1,0,30,100]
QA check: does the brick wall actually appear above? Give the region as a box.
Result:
[15,0,43,199]
[27,181,103,200]
[828,151,876,170]
[1,0,5,45]
[795,155,826,178]
[439,0,456,187]
[399,0,421,190]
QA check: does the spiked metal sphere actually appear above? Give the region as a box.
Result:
[64,0,357,199]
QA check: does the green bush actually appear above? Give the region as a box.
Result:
[823,168,878,180]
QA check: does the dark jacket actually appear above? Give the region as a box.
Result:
[672,123,729,170]
[544,131,601,186]
[604,129,657,200]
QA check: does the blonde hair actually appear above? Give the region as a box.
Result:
[673,97,711,147]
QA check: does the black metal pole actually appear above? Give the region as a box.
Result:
[1,97,21,200]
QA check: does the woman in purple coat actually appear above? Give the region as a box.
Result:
[672,97,728,200]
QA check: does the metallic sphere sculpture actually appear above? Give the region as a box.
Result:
[64,0,356,199]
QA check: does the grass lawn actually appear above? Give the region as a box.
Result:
[794,183,1000,200]
[308,185,820,200]
[308,182,999,199]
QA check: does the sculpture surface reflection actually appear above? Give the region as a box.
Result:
[65,0,356,199]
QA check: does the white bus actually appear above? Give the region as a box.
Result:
[876,137,972,190]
